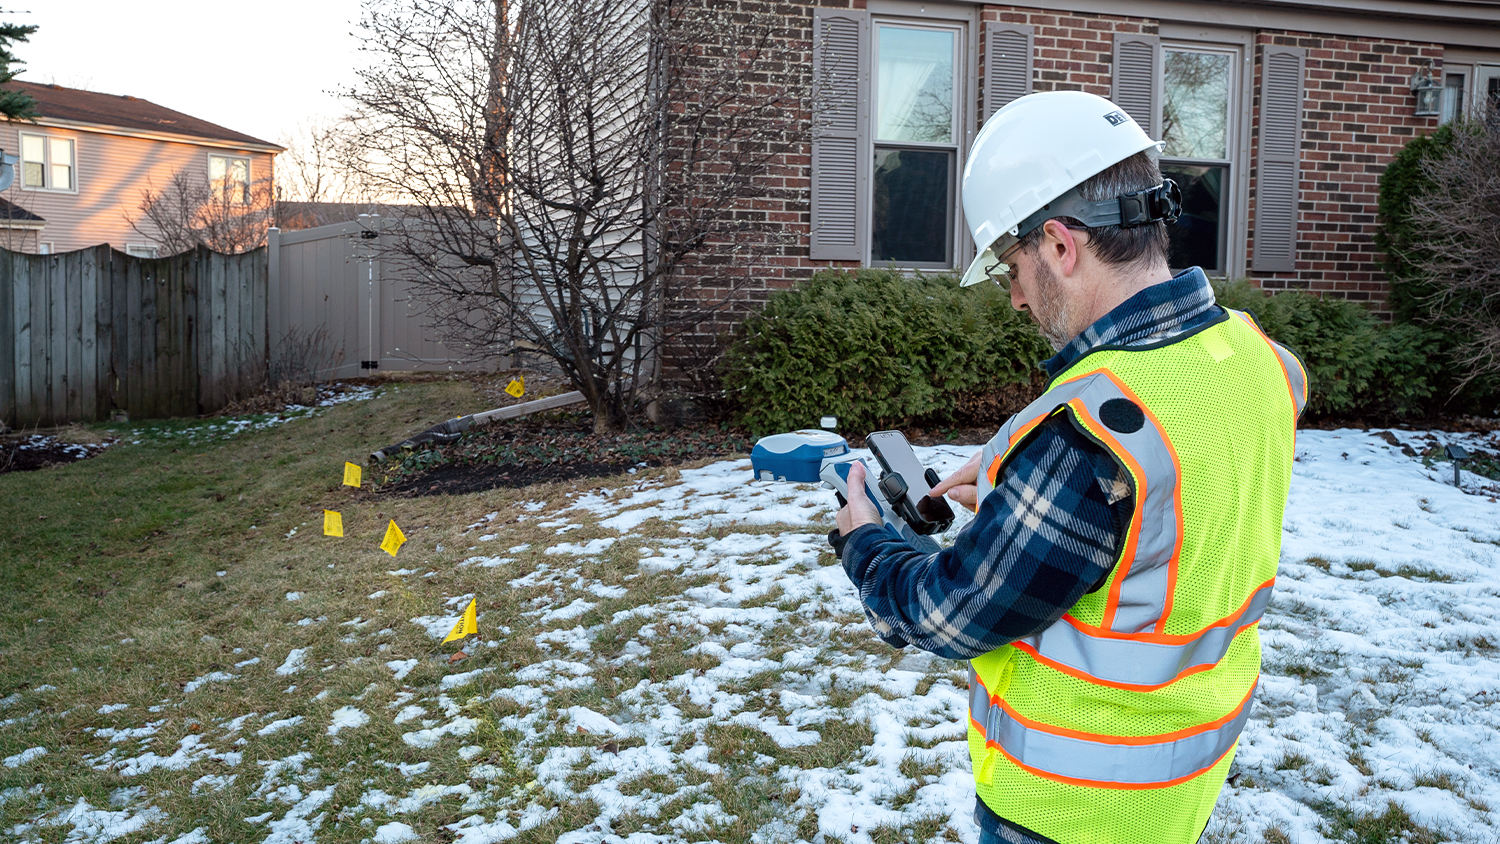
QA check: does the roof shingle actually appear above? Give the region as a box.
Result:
[4,81,281,150]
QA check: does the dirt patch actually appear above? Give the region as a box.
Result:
[376,412,759,497]
[0,433,117,474]
[373,411,1004,497]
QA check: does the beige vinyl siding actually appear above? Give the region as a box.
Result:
[1,126,275,254]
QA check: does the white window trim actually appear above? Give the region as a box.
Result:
[1160,25,1254,281]
[1160,40,1244,278]
[37,241,53,255]
[125,243,159,258]
[1473,64,1500,117]
[865,2,977,272]
[207,152,253,205]
[18,131,78,194]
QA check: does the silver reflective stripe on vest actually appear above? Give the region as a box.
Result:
[969,667,1254,786]
[978,371,1181,635]
[1014,580,1273,687]
[1227,310,1307,418]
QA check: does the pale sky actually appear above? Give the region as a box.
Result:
[15,0,366,148]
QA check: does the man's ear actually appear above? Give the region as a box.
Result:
[1042,219,1083,276]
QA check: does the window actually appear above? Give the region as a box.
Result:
[209,154,251,204]
[37,242,52,255]
[1441,73,1466,124]
[125,244,158,258]
[20,133,74,191]
[1160,46,1238,274]
[871,23,962,268]
[1478,66,1500,115]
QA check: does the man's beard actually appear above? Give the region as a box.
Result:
[1029,258,1076,351]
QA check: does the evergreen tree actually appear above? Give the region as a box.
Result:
[0,13,36,121]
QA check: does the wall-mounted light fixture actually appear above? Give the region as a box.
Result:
[1410,64,1442,117]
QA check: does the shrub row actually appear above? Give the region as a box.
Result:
[1212,280,1442,419]
[721,271,1474,438]
[721,269,1051,436]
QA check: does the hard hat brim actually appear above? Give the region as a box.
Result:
[960,250,994,288]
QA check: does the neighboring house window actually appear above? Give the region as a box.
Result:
[209,154,251,204]
[1159,45,1239,275]
[125,244,158,258]
[37,242,52,255]
[20,133,75,191]
[871,22,962,268]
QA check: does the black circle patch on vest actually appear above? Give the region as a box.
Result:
[1099,398,1145,434]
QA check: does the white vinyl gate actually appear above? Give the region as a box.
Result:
[267,217,494,379]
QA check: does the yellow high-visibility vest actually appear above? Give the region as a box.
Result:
[967,309,1306,844]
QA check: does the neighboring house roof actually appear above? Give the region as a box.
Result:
[6,81,284,152]
[0,196,45,230]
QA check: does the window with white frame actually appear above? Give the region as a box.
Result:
[1159,45,1239,275]
[38,242,53,255]
[871,21,963,268]
[209,154,251,204]
[1441,72,1467,124]
[125,244,158,258]
[20,133,75,191]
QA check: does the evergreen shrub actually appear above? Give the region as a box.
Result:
[723,269,1052,436]
[1213,280,1441,418]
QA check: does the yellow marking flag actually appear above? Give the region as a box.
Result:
[380,520,406,556]
[443,598,479,644]
[505,376,525,398]
[343,462,362,488]
[323,510,344,537]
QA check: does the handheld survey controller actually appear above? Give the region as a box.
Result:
[750,429,945,553]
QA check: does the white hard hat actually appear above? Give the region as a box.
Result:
[959,91,1165,287]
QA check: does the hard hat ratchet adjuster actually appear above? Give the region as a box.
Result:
[1117,180,1183,228]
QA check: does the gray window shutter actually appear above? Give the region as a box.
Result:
[810,8,870,262]
[1112,33,1161,139]
[1253,45,1305,273]
[984,23,1033,122]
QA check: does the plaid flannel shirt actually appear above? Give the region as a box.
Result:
[831,267,1222,843]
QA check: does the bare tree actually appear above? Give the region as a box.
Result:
[341,0,808,432]
[277,119,361,204]
[130,169,275,255]
[1405,109,1500,388]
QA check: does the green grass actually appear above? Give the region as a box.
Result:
[0,376,975,843]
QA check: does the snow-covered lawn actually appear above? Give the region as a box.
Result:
[3,428,1499,844]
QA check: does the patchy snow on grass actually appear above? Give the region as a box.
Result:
[326,706,369,736]
[3,746,46,767]
[13,428,1499,844]
[275,648,307,676]
[182,671,235,693]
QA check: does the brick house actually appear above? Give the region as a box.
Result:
[689,0,1500,328]
[0,81,282,256]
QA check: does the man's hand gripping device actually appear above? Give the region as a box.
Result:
[750,430,953,553]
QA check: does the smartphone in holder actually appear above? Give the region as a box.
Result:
[866,430,955,536]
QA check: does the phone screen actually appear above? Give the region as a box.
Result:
[867,431,953,524]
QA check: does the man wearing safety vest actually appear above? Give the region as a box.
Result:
[830,90,1306,844]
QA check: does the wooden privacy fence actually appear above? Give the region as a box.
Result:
[0,245,268,428]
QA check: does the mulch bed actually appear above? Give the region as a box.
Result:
[374,411,1010,498]
[376,413,758,497]
[0,434,116,474]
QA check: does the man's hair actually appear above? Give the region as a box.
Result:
[1016,150,1170,268]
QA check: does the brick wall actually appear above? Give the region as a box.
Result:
[676,1,1453,357]
[1246,31,1444,316]
[979,5,1155,107]
[668,0,865,360]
